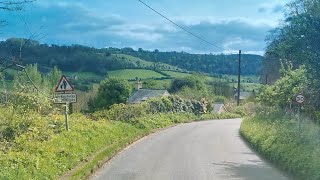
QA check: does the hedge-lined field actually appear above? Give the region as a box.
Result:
[108,69,165,80]
[240,108,320,180]
[0,96,240,180]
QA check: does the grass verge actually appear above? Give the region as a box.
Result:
[240,108,320,180]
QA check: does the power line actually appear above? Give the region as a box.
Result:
[137,0,226,51]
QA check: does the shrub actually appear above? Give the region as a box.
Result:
[88,77,132,111]
[94,103,148,122]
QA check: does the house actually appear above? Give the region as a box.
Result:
[128,89,170,104]
[213,103,227,114]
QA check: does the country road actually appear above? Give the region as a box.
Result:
[91,119,289,180]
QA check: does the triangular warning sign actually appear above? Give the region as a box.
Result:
[55,75,74,92]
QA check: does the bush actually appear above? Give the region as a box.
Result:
[94,103,148,122]
[8,92,54,114]
[88,77,132,111]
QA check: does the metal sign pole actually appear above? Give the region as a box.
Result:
[298,103,301,133]
[295,94,304,135]
[65,102,69,131]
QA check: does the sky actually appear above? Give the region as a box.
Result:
[0,0,289,55]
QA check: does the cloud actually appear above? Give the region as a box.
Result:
[0,0,277,54]
[150,20,271,53]
[257,1,287,14]
[272,4,285,13]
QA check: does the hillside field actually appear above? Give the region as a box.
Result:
[108,69,166,80]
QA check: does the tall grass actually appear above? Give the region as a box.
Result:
[240,107,320,179]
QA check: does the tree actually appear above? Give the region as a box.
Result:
[13,64,42,92]
[263,0,320,109]
[49,66,62,88]
[259,65,308,109]
[88,77,132,111]
[170,74,207,93]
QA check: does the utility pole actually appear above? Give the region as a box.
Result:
[265,74,268,85]
[237,50,241,106]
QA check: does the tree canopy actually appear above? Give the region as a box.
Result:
[88,77,132,111]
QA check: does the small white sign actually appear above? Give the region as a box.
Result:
[296,94,305,104]
[55,75,74,92]
[54,93,77,104]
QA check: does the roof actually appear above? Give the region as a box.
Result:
[213,103,227,114]
[128,89,170,104]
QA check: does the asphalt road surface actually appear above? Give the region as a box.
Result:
[91,119,289,180]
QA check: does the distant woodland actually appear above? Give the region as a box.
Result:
[0,38,262,75]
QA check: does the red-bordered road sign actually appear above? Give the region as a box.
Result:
[55,75,74,92]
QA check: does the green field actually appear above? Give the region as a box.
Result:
[224,75,260,83]
[64,71,104,81]
[108,69,165,80]
[113,54,182,71]
[163,71,190,78]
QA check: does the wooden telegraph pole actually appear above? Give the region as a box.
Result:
[237,50,241,106]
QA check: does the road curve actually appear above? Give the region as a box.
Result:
[91,119,289,180]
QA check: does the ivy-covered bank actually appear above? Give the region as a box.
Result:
[240,108,320,180]
[0,95,239,180]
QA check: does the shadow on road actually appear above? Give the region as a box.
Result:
[212,161,288,180]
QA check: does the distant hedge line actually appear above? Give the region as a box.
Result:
[240,107,320,180]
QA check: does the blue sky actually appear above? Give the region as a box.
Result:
[0,0,289,54]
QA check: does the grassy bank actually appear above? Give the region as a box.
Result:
[0,104,239,180]
[240,108,320,180]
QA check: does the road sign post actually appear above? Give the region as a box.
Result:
[54,75,76,131]
[295,94,305,134]
[65,102,69,131]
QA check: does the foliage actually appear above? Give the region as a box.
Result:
[258,65,308,109]
[112,54,181,71]
[112,48,263,75]
[94,95,219,121]
[263,0,320,109]
[170,74,207,93]
[241,107,320,180]
[108,69,166,80]
[48,66,62,89]
[94,103,148,122]
[88,77,132,111]
[0,39,262,77]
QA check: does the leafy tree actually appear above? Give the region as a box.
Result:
[170,74,207,93]
[263,0,320,110]
[259,65,308,109]
[49,66,62,88]
[13,64,42,92]
[88,77,132,111]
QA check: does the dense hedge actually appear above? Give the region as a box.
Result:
[240,107,320,180]
[94,96,216,122]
